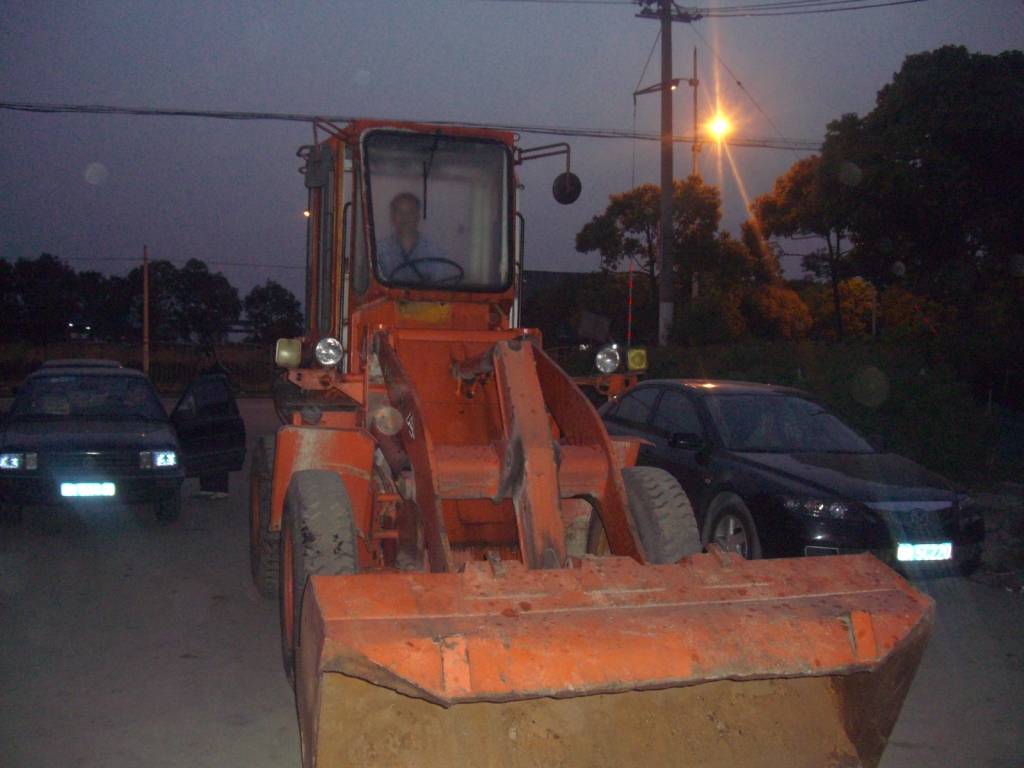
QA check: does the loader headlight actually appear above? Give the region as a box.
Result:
[594,344,621,374]
[314,337,343,367]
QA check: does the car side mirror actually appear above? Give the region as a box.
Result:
[668,431,704,450]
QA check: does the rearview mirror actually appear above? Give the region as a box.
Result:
[552,172,582,205]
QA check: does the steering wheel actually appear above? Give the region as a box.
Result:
[389,258,465,285]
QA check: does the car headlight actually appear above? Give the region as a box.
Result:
[594,344,621,374]
[314,337,344,367]
[782,497,855,520]
[0,453,23,470]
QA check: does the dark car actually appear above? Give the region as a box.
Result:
[0,363,246,522]
[599,379,985,573]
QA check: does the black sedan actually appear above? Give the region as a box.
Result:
[0,362,246,522]
[600,379,985,573]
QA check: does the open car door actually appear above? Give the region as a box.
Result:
[170,373,247,493]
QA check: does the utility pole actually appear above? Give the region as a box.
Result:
[637,1,703,345]
[691,48,699,176]
[143,245,150,374]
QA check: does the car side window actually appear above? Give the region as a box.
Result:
[651,389,703,437]
[610,387,659,430]
[192,378,233,418]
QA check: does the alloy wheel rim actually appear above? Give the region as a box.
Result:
[713,513,748,559]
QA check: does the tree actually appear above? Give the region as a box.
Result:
[750,155,854,339]
[76,271,134,343]
[11,254,79,344]
[575,176,722,344]
[173,259,241,344]
[740,285,811,341]
[244,280,303,344]
[126,259,181,343]
[0,259,18,342]
[823,46,1024,304]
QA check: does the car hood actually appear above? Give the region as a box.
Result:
[732,451,957,502]
[1,418,178,451]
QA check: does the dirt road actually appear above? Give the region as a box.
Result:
[0,399,1021,767]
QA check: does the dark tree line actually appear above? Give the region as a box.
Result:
[0,254,302,346]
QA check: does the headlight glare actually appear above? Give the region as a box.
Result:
[154,451,178,467]
[595,344,621,374]
[0,453,24,470]
[314,337,343,367]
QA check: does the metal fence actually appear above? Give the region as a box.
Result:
[0,341,278,395]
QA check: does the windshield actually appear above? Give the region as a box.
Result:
[705,393,874,454]
[11,374,167,422]
[364,130,511,291]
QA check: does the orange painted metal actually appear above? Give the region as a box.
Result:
[271,118,935,768]
[298,550,933,706]
[574,373,640,400]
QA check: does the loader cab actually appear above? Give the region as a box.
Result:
[360,130,513,293]
[296,122,521,375]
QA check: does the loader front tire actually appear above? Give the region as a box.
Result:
[249,434,279,598]
[590,466,701,563]
[280,470,358,684]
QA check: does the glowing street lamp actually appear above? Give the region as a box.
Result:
[708,115,731,141]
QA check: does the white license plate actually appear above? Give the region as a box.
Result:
[61,482,116,498]
[897,542,952,562]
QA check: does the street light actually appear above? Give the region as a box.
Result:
[708,115,731,141]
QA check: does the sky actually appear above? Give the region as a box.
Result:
[1,0,1022,302]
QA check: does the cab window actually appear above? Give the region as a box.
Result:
[363,130,511,291]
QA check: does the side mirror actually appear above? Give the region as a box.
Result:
[303,144,333,189]
[668,431,704,450]
[552,172,582,205]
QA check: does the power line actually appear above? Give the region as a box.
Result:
[0,101,820,150]
[60,255,303,270]
[474,0,930,13]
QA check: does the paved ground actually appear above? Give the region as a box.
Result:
[0,399,1021,767]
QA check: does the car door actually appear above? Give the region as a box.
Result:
[645,387,712,516]
[170,374,247,478]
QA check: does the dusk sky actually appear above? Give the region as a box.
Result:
[1,0,1021,301]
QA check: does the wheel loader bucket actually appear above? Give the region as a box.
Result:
[295,549,933,768]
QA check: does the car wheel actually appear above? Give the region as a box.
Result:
[154,490,182,523]
[280,470,359,685]
[588,466,701,563]
[703,493,761,560]
[249,435,279,598]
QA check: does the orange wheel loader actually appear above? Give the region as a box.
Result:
[248,118,934,768]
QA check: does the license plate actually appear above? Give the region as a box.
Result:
[61,482,116,498]
[897,542,952,562]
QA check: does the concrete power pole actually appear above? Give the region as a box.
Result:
[638,1,703,345]
[657,1,674,346]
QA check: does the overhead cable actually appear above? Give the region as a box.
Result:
[0,101,820,150]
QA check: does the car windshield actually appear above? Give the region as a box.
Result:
[11,374,166,421]
[705,392,874,454]
[364,130,511,291]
